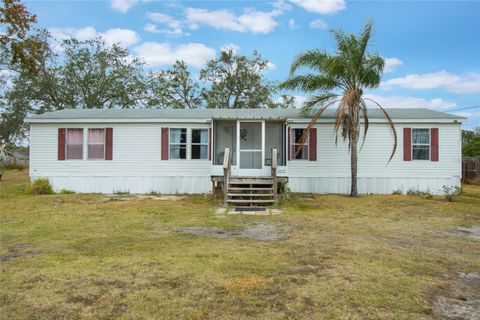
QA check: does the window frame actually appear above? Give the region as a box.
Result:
[65,128,84,160]
[169,128,187,160]
[411,128,431,161]
[291,128,309,161]
[87,128,106,160]
[191,128,209,160]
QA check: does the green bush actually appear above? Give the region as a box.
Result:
[59,189,75,194]
[441,185,461,202]
[30,178,54,195]
[2,163,26,170]
[406,188,432,199]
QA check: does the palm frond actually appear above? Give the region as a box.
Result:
[357,20,374,64]
[289,50,331,74]
[334,99,346,145]
[279,75,339,93]
[300,93,339,115]
[359,99,369,150]
[294,96,341,156]
[364,98,397,163]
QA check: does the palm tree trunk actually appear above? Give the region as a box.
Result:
[350,126,358,197]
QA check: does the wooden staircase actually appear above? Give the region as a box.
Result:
[226,177,276,206]
[220,147,279,207]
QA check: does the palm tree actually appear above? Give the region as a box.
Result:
[280,21,397,197]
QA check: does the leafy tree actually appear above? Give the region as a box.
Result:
[200,50,287,109]
[6,37,148,112]
[280,21,397,197]
[0,0,46,150]
[462,128,480,156]
[1,36,148,144]
[0,0,45,75]
[147,60,203,109]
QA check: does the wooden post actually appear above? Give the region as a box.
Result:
[271,148,277,202]
[476,158,480,180]
[223,147,231,205]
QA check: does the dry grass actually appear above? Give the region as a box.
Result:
[1,170,479,319]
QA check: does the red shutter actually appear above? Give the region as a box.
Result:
[161,127,169,160]
[58,128,66,160]
[288,128,292,161]
[309,128,317,161]
[208,127,212,161]
[105,128,113,160]
[431,128,439,161]
[403,128,412,161]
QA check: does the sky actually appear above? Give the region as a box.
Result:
[26,0,480,129]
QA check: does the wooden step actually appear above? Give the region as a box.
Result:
[229,187,273,191]
[227,193,274,197]
[229,179,273,185]
[227,199,276,204]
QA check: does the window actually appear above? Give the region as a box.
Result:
[191,129,208,160]
[88,128,105,159]
[412,128,430,160]
[66,128,83,160]
[292,128,309,160]
[169,128,187,159]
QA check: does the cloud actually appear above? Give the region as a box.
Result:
[364,94,457,109]
[266,61,277,71]
[383,58,403,73]
[293,95,309,108]
[133,42,215,68]
[143,23,186,36]
[145,12,187,36]
[291,0,346,14]
[110,0,138,13]
[48,27,140,48]
[273,1,293,11]
[184,7,282,34]
[309,19,328,29]
[382,71,480,93]
[288,18,296,29]
[220,43,240,54]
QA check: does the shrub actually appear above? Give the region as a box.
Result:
[406,188,420,195]
[392,189,402,195]
[59,189,75,194]
[2,163,26,170]
[441,185,461,202]
[406,188,432,199]
[30,178,53,195]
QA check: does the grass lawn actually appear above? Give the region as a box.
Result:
[1,170,479,319]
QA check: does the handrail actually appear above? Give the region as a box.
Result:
[223,147,231,204]
[271,148,278,202]
[223,147,230,170]
[271,147,277,170]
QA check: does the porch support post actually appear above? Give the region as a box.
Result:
[261,120,265,175]
[236,120,240,172]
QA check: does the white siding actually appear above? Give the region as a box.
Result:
[29,120,462,195]
[287,122,462,195]
[30,122,212,193]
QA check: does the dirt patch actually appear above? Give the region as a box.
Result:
[97,195,187,203]
[444,226,480,241]
[0,243,40,262]
[174,222,284,241]
[433,272,480,320]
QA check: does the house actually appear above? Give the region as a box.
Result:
[25,108,464,201]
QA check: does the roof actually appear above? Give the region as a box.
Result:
[25,108,465,123]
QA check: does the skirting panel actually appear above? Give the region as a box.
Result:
[288,176,461,195]
[35,176,212,194]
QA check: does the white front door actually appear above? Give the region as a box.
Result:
[236,121,265,176]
